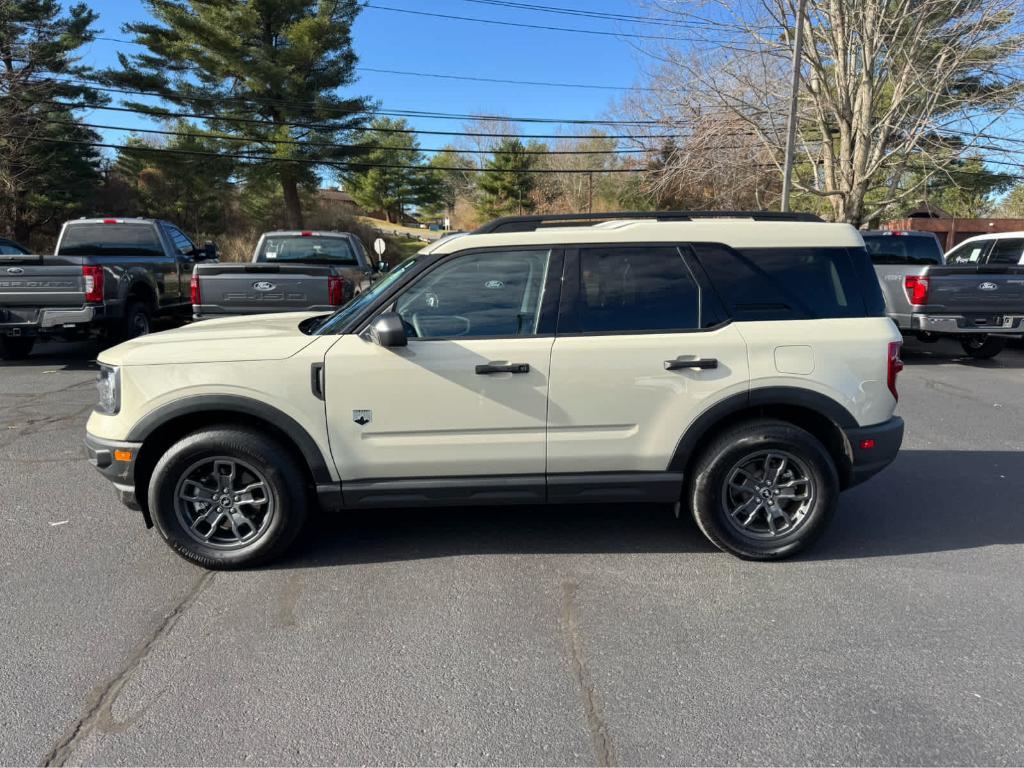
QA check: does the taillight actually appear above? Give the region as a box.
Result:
[190,273,201,305]
[327,274,344,306]
[904,275,929,305]
[83,265,104,302]
[887,341,904,401]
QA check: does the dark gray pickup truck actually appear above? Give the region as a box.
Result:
[192,230,377,320]
[863,229,1024,359]
[0,218,216,360]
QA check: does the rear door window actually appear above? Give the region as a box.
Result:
[574,246,701,334]
[985,239,1024,265]
[693,244,867,320]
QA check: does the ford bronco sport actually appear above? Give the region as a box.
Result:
[85,211,905,568]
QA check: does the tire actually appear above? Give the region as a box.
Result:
[148,427,310,569]
[0,336,35,361]
[688,419,839,560]
[116,300,152,343]
[960,334,1004,359]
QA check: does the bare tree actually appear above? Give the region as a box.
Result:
[631,0,1024,224]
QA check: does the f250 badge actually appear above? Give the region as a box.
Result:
[352,410,372,426]
[979,282,998,291]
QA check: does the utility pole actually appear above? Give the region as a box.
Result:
[780,0,809,212]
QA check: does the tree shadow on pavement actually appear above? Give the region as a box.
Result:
[279,450,1024,568]
[1,340,99,371]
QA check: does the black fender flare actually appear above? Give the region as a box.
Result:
[667,386,857,472]
[126,394,334,484]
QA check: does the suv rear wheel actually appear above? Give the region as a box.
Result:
[148,427,309,569]
[688,420,838,560]
[960,334,1004,359]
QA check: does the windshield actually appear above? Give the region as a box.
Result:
[313,258,420,334]
[258,235,359,265]
[57,223,163,256]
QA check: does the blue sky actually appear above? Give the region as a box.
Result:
[79,0,653,153]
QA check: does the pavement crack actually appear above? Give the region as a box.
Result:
[560,579,615,767]
[41,571,216,767]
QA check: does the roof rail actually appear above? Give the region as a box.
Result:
[473,210,824,234]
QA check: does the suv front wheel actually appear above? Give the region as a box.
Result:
[148,427,309,569]
[688,420,838,560]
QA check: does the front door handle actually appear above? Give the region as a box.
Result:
[664,357,718,371]
[475,362,531,375]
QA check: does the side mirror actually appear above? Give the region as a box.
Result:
[369,311,407,348]
[377,259,389,273]
[197,241,218,261]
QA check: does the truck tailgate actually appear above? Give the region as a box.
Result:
[193,263,334,317]
[925,266,1024,313]
[0,257,87,314]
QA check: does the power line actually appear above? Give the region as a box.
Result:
[363,3,726,43]
[2,132,652,174]
[61,119,661,155]
[358,66,662,93]
[38,98,699,141]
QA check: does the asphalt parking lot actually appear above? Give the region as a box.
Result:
[2,337,1023,766]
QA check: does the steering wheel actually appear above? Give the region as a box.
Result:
[411,313,472,338]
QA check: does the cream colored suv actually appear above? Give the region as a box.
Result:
[85,212,905,568]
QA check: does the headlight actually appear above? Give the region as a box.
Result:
[96,364,121,415]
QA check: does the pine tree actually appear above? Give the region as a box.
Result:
[344,117,432,223]
[0,1,104,243]
[476,139,536,219]
[105,0,368,229]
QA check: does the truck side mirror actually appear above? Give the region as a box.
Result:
[200,241,218,261]
[369,311,407,348]
[377,259,389,273]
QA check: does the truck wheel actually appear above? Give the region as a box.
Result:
[0,336,35,360]
[688,420,838,560]
[121,301,152,340]
[148,427,310,569]
[960,335,1004,359]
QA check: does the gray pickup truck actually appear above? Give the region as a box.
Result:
[192,231,377,320]
[862,229,1024,359]
[0,218,216,360]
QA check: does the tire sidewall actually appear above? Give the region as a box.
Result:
[149,429,307,568]
[124,302,152,339]
[960,335,1004,359]
[691,424,838,559]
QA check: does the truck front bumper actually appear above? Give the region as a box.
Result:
[843,416,904,488]
[85,432,144,513]
[910,313,1024,335]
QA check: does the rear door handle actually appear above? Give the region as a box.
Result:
[475,362,530,375]
[664,357,718,371]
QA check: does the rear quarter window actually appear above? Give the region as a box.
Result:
[692,243,878,320]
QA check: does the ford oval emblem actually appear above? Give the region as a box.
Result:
[979,282,998,291]
[6,267,24,275]
[253,281,275,291]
